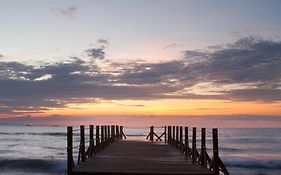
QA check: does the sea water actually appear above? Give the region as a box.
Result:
[0,125,280,175]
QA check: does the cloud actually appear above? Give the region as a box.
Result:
[163,43,182,50]
[86,39,109,60]
[97,39,109,45]
[51,6,78,19]
[86,48,106,60]
[0,37,281,116]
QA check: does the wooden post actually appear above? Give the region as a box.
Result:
[108,125,110,143]
[104,125,107,146]
[172,126,175,146]
[101,126,104,149]
[80,125,86,162]
[167,126,171,144]
[176,126,179,147]
[120,126,124,140]
[96,125,100,152]
[212,128,219,175]
[192,127,196,162]
[111,125,115,143]
[116,125,120,140]
[184,127,189,156]
[164,126,167,143]
[201,128,206,167]
[179,126,183,151]
[89,125,94,156]
[150,126,154,142]
[67,126,73,175]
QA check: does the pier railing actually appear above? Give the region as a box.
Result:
[67,125,126,175]
[146,126,229,175]
[67,125,228,175]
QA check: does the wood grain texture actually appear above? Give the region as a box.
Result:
[73,140,213,175]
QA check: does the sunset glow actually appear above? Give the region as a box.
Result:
[0,0,281,127]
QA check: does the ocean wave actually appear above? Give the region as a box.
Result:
[0,132,67,137]
[224,157,281,169]
[0,158,66,173]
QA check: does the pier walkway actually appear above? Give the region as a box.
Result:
[67,125,229,175]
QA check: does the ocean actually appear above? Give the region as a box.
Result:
[0,125,280,175]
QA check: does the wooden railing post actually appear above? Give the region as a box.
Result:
[167,126,170,144]
[108,125,110,143]
[179,126,183,151]
[89,125,94,156]
[164,126,167,143]
[96,125,100,152]
[176,126,179,147]
[172,126,175,146]
[80,125,86,162]
[116,125,120,140]
[111,125,115,143]
[120,126,124,140]
[192,127,197,162]
[150,126,154,141]
[213,128,219,175]
[104,125,107,146]
[201,128,206,167]
[101,126,104,149]
[67,126,73,175]
[184,127,189,156]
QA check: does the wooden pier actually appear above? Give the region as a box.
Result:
[67,125,229,175]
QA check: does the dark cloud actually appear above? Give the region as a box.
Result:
[51,6,77,19]
[0,37,281,116]
[86,39,109,60]
[86,47,106,60]
[97,39,109,45]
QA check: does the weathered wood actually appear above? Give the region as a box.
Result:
[168,126,171,144]
[219,157,230,175]
[116,125,120,140]
[176,126,179,147]
[89,125,94,156]
[179,126,183,151]
[111,125,115,143]
[67,126,73,175]
[107,125,110,144]
[80,125,86,162]
[164,126,167,143]
[184,127,189,156]
[120,126,123,139]
[150,126,154,141]
[101,126,104,149]
[212,128,219,175]
[172,126,175,146]
[200,128,207,167]
[96,126,100,152]
[104,125,108,146]
[192,127,197,162]
[73,140,213,175]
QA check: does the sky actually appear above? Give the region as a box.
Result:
[0,0,281,127]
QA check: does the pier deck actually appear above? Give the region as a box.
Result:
[72,140,213,175]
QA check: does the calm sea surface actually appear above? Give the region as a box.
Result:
[0,125,280,175]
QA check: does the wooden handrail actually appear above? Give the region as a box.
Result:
[147,126,229,175]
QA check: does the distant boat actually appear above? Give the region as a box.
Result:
[26,122,34,126]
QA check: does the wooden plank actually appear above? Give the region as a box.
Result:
[73,140,213,175]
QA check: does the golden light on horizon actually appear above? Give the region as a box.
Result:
[40,99,281,117]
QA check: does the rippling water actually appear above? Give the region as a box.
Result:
[0,125,280,175]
